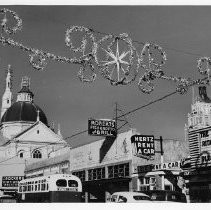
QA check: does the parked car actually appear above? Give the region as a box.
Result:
[107,191,152,203]
[0,195,17,203]
[138,190,187,203]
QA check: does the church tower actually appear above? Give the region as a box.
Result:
[16,76,34,103]
[1,65,12,118]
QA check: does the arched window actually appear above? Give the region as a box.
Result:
[18,150,24,158]
[32,150,42,159]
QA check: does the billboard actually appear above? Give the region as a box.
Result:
[88,119,117,137]
[2,176,24,188]
[131,135,155,156]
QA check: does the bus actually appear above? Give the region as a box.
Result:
[18,174,82,202]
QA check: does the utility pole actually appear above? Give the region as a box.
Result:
[159,136,165,190]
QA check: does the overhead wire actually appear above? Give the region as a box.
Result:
[65,90,177,140]
[0,14,208,165]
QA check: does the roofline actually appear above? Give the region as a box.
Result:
[12,121,39,139]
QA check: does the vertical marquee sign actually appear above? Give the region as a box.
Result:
[131,135,155,157]
[88,119,117,137]
[198,130,211,167]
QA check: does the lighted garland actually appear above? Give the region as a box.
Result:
[29,52,47,71]
[65,26,97,62]
[0,8,22,35]
[197,57,211,86]
[139,42,167,70]
[137,42,167,94]
[77,60,96,83]
[96,33,138,85]
[138,73,155,94]
[0,7,211,95]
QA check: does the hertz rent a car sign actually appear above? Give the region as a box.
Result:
[131,135,155,156]
[88,119,117,137]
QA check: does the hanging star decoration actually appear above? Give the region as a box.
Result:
[0,8,211,95]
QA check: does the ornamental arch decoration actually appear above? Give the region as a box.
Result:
[0,8,211,95]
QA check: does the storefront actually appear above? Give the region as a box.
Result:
[188,127,211,202]
[0,157,25,197]
[25,129,188,202]
[136,161,184,192]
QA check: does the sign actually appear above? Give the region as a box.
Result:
[2,176,24,188]
[197,129,211,167]
[131,135,155,156]
[88,119,116,137]
[137,164,154,173]
[153,161,181,171]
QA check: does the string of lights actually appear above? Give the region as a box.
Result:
[0,8,211,95]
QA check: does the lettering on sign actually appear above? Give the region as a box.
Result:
[137,164,154,173]
[195,151,211,168]
[2,176,24,188]
[88,119,117,137]
[131,135,155,156]
[153,161,181,171]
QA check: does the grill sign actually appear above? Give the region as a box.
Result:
[88,119,116,137]
[2,176,24,188]
[131,135,155,156]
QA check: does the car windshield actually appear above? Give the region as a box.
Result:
[167,194,185,202]
[133,196,151,201]
[151,193,166,201]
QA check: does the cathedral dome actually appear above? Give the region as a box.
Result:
[1,101,48,125]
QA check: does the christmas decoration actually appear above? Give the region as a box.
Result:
[96,33,138,85]
[0,8,211,95]
[0,8,22,35]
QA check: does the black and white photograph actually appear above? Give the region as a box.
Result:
[0,1,210,205]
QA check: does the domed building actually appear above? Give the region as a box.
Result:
[1,75,48,139]
[0,65,68,195]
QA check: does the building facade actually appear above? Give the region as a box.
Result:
[0,65,67,195]
[25,129,188,202]
[186,86,211,202]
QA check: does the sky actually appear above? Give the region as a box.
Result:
[0,5,211,147]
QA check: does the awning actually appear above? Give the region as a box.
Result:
[145,171,165,176]
[145,170,180,177]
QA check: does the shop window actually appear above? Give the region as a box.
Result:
[108,163,129,178]
[32,150,42,159]
[88,167,105,181]
[139,177,150,191]
[139,178,144,185]
[145,177,150,184]
[19,186,22,192]
[164,185,171,191]
[72,170,85,182]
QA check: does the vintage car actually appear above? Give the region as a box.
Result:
[107,191,152,203]
[138,190,187,203]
